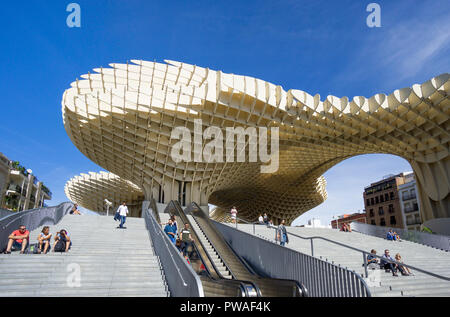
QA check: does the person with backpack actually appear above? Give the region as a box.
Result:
[53,229,71,252]
[37,226,52,254]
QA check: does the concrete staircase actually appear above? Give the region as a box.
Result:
[0,214,169,297]
[227,223,450,297]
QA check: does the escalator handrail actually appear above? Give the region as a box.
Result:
[167,201,260,297]
[184,207,262,297]
[165,201,226,280]
[186,202,260,276]
[188,203,307,297]
[189,240,248,297]
[185,203,264,297]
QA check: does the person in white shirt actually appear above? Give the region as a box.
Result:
[230,206,237,224]
[258,214,264,224]
[117,201,129,229]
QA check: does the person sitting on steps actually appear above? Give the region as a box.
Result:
[37,226,52,254]
[4,225,30,254]
[53,229,71,252]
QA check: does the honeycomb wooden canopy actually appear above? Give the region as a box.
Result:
[62,59,449,224]
[65,171,144,217]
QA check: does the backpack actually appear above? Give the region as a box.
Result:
[54,239,66,252]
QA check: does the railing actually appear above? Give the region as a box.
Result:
[404,207,419,214]
[0,209,16,220]
[214,221,371,297]
[167,201,261,297]
[402,193,417,201]
[0,202,73,252]
[142,200,204,297]
[246,221,450,283]
[231,220,450,292]
[351,221,450,252]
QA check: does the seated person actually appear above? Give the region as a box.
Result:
[341,223,350,232]
[395,253,411,276]
[393,231,402,242]
[366,249,379,269]
[258,214,264,224]
[37,226,52,254]
[70,204,81,215]
[380,249,408,276]
[4,225,30,254]
[386,229,396,241]
[53,229,71,252]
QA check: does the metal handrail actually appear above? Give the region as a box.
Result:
[252,223,450,281]
[166,201,228,280]
[190,203,307,297]
[143,200,204,297]
[166,201,260,297]
[146,208,187,286]
[235,216,270,235]
[215,220,369,297]
[0,202,73,252]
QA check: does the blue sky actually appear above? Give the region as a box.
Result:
[0,1,448,223]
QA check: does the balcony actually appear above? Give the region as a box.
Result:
[404,206,419,214]
[41,185,52,198]
[6,184,22,196]
[407,219,421,226]
[402,193,417,201]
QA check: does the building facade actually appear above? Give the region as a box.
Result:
[331,213,367,229]
[398,172,421,230]
[363,173,422,229]
[0,153,52,212]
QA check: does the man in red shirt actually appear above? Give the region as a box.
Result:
[4,225,30,254]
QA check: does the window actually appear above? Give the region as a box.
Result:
[371,220,376,225]
[388,204,394,213]
[384,193,389,201]
[413,203,418,211]
[369,209,374,217]
[378,207,384,215]
[371,198,375,205]
[375,196,379,204]
[390,216,396,225]
[390,192,394,200]
[380,218,386,226]
[366,199,370,206]
[380,195,384,202]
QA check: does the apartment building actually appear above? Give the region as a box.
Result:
[364,174,406,229]
[363,172,421,230]
[398,172,421,231]
[0,152,52,211]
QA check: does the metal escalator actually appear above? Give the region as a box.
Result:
[177,201,307,297]
[163,201,259,297]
